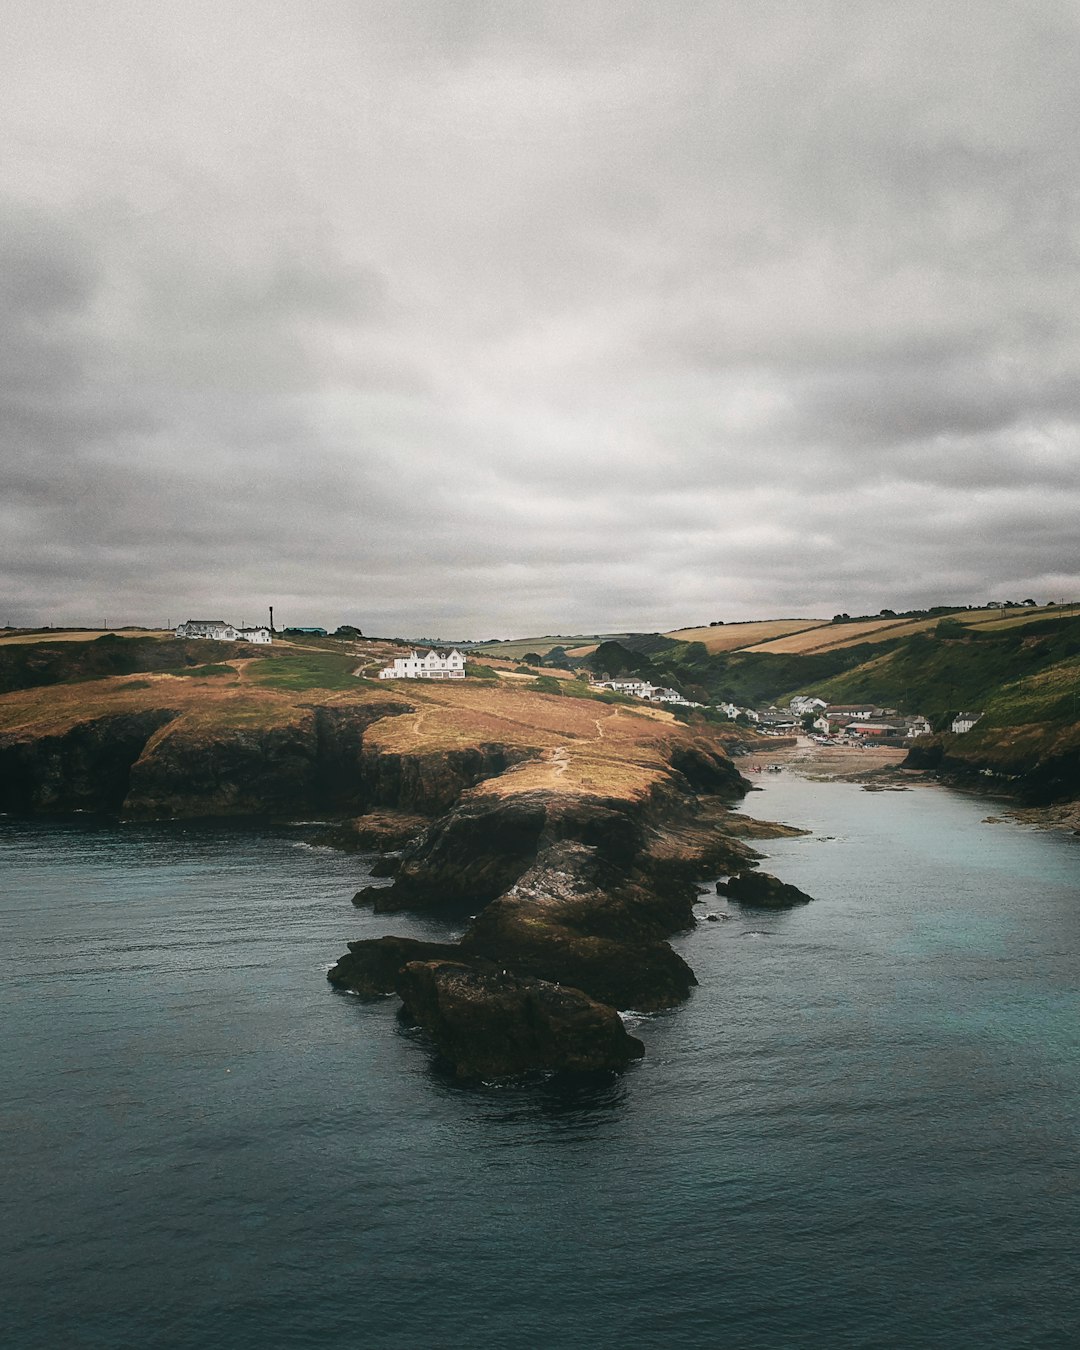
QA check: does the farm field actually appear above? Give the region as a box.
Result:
[663,619,825,653]
[471,634,636,659]
[751,605,1071,654]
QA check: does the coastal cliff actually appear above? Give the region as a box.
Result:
[0,637,784,1079]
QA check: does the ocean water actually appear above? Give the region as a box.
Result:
[2,779,1078,1350]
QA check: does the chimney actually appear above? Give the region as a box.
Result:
[269,605,274,633]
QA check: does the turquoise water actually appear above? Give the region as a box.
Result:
[2,779,1078,1350]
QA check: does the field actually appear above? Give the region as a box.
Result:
[470,634,636,659]
[663,619,825,652]
[0,630,740,809]
[0,629,171,645]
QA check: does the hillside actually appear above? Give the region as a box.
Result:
[0,630,777,1076]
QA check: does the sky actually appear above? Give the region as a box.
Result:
[3,1,1079,638]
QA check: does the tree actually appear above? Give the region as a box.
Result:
[522,652,543,666]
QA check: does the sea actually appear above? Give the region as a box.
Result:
[2,775,1078,1350]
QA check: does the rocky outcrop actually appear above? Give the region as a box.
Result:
[338,757,763,1073]
[460,839,698,1010]
[395,959,645,1080]
[327,935,462,997]
[718,870,814,908]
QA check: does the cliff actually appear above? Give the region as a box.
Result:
[0,635,783,1079]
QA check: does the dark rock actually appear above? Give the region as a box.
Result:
[461,839,697,1011]
[368,854,400,878]
[351,885,387,907]
[717,870,814,908]
[395,959,645,1079]
[0,710,179,814]
[328,936,462,996]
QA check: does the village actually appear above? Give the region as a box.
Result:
[172,619,981,739]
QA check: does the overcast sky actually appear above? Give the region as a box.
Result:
[3,1,1078,637]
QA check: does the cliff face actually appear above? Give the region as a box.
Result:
[0,709,180,813]
[333,747,764,1072]
[0,658,777,1079]
[903,734,1080,805]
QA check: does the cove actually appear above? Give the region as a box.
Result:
[2,778,1078,1350]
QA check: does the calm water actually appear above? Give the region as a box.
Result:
[2,779,1079,1350]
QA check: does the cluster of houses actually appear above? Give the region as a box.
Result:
[736,695,980,741]
[588,675,701,707]
[379,649,466,680]
[168,627,983,738]
[175,619,272,644]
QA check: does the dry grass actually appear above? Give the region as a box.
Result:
[664,619,825,652]
[0,629,171,646]
[0,644,742,809]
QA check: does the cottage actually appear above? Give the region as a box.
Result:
[175,619,272,645]
[951,712,982,734]
[846,721,901,738]
[758,714,797,732]
[379,649,466,680]
[789,695,827,714]
[176,619,235,640]
[594,677,654,698]
[827,703,880,721]
[905,715,932,738]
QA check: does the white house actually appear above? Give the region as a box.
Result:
[175,619,272,645]
[905,715,932,738]
[594,677,654,698]
[827,704,880,721]
[790,695,827,714]
[643,687,700,707]
[951,712,982,734]
[379,649,466,680]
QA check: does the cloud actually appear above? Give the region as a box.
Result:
[1,1,1078,634]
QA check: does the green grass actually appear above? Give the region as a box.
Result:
[248,648,360,691]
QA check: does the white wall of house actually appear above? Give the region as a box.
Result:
[175,620,271,643]
[379,649,466,679]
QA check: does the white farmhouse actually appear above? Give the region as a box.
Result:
[379,649,466,680]
[593,677,654,698]
[951,712,982,734]
[175,619,272,645]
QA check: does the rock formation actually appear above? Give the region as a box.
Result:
[717,870,814,908]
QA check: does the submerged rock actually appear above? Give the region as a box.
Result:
[396,959,645,1080]
[717,870,814,908]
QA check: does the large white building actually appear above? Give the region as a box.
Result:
[175,620,272,644]
[379,649,466,680]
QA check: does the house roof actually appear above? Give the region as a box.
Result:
[184,619,228,626]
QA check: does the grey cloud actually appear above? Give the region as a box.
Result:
[1,2,1078,633]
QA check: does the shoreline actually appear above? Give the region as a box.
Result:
[744,735,1080,835]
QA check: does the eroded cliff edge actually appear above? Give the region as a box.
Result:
[0,654,792,1079]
